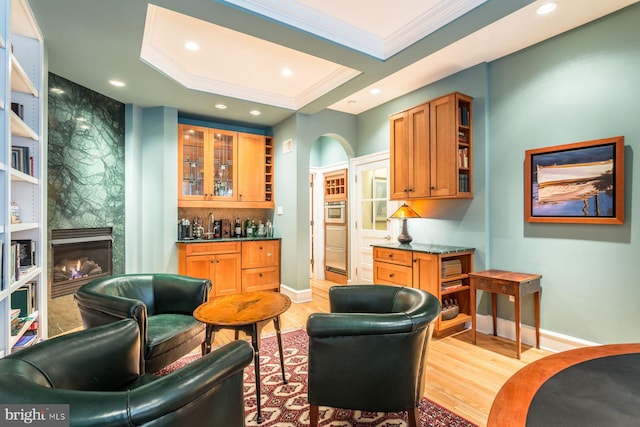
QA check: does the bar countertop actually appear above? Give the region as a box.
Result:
[371,242,474,254]
[177,236,281,244]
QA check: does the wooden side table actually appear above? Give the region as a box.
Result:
[469,269,542,359]
[194,291,291,423]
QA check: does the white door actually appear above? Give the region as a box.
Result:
[350,152,398,284]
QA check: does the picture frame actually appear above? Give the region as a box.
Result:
[524,136,624,224]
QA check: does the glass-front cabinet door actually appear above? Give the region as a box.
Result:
[210,130,237,200]
[178,124,207,200]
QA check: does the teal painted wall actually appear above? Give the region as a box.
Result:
[272,109,356,291]
[353,3,640,344]
[310,135,349,167]
[487,4,640,343]
[356,64,490,268]
[124,106,178,274]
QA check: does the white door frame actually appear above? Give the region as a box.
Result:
[310,162,349,280]
[349,151,398,283]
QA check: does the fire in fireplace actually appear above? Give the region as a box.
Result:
[50,227,113,298]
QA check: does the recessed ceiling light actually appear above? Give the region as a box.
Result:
[109,79,126,87]
[536,1,557,15]
[250,110,261,116]
[215,103,228,110]
[185,41,200,51]
[370,87,381,95]
[281,68,293,77]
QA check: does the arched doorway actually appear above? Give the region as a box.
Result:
[309,134,354,283]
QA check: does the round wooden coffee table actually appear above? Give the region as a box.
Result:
[194,291,292,424]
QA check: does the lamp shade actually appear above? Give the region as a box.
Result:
[389,203,420,244]
[389,203,420,219]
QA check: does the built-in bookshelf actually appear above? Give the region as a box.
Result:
[0,0,46,357]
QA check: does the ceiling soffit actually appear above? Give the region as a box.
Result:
[140,4,361,110]
[220,0,488,60]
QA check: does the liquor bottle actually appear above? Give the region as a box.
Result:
[235,217,241,237]
[244,217,250,237]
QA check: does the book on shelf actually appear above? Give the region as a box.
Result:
[13,239,36,267]
[10,241,18,284]
[458,174,470,192]
[442,280,465,292]
[458,147,469,168]
[11,283,37,318]
[11,145,31,175]
[459,105,470,126]
[13,330,37,350]
[442,259,462,278]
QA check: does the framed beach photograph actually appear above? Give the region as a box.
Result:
[524,136,624,224]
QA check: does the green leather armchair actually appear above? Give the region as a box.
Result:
[306,284,441,427]
[74,273,211,372]
[0,319,253,427]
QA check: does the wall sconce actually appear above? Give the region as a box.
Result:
[389,203,420,244]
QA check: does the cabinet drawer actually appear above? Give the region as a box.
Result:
[472,278,517,295]
[374,262,413,287]
[184,241,241,256]
[242,267,280,292]
[373,248,413,267]
[242,240,280,268]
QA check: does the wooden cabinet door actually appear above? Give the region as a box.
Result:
[209,129,238,201]
[408,103,431,198]
[242,240,280,268]
[429,94,458,197]
[413,253,441,328]
[390,111,410,199]
[212,253,242,296]
[184,255,214,298]
[390,103,430,199]
[237,133,266,202]
[178,124,208,201]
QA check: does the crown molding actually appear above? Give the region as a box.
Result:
[222,0,486,60]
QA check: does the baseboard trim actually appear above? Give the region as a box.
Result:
[280,284,313,303]
[475,314,599,353]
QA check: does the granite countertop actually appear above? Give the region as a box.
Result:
[177,236,281,244]
[371,242,474,254]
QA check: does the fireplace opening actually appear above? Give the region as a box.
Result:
[51,227,113,298]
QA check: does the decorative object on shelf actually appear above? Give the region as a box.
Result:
[524,136,624,224]
[389,203,420,244]
[441,298,459,321]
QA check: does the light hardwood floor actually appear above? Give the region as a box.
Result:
[209,279,552,427]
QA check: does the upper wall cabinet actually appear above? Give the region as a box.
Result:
[178,124,274,208]
[390,92,473,200]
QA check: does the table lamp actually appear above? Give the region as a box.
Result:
[389,203,420,244]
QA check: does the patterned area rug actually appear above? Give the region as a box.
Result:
[157,329,477,427]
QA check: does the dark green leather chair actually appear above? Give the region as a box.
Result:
[306,284,441,427]
[74,273,211,372]
[0,318,253,427]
